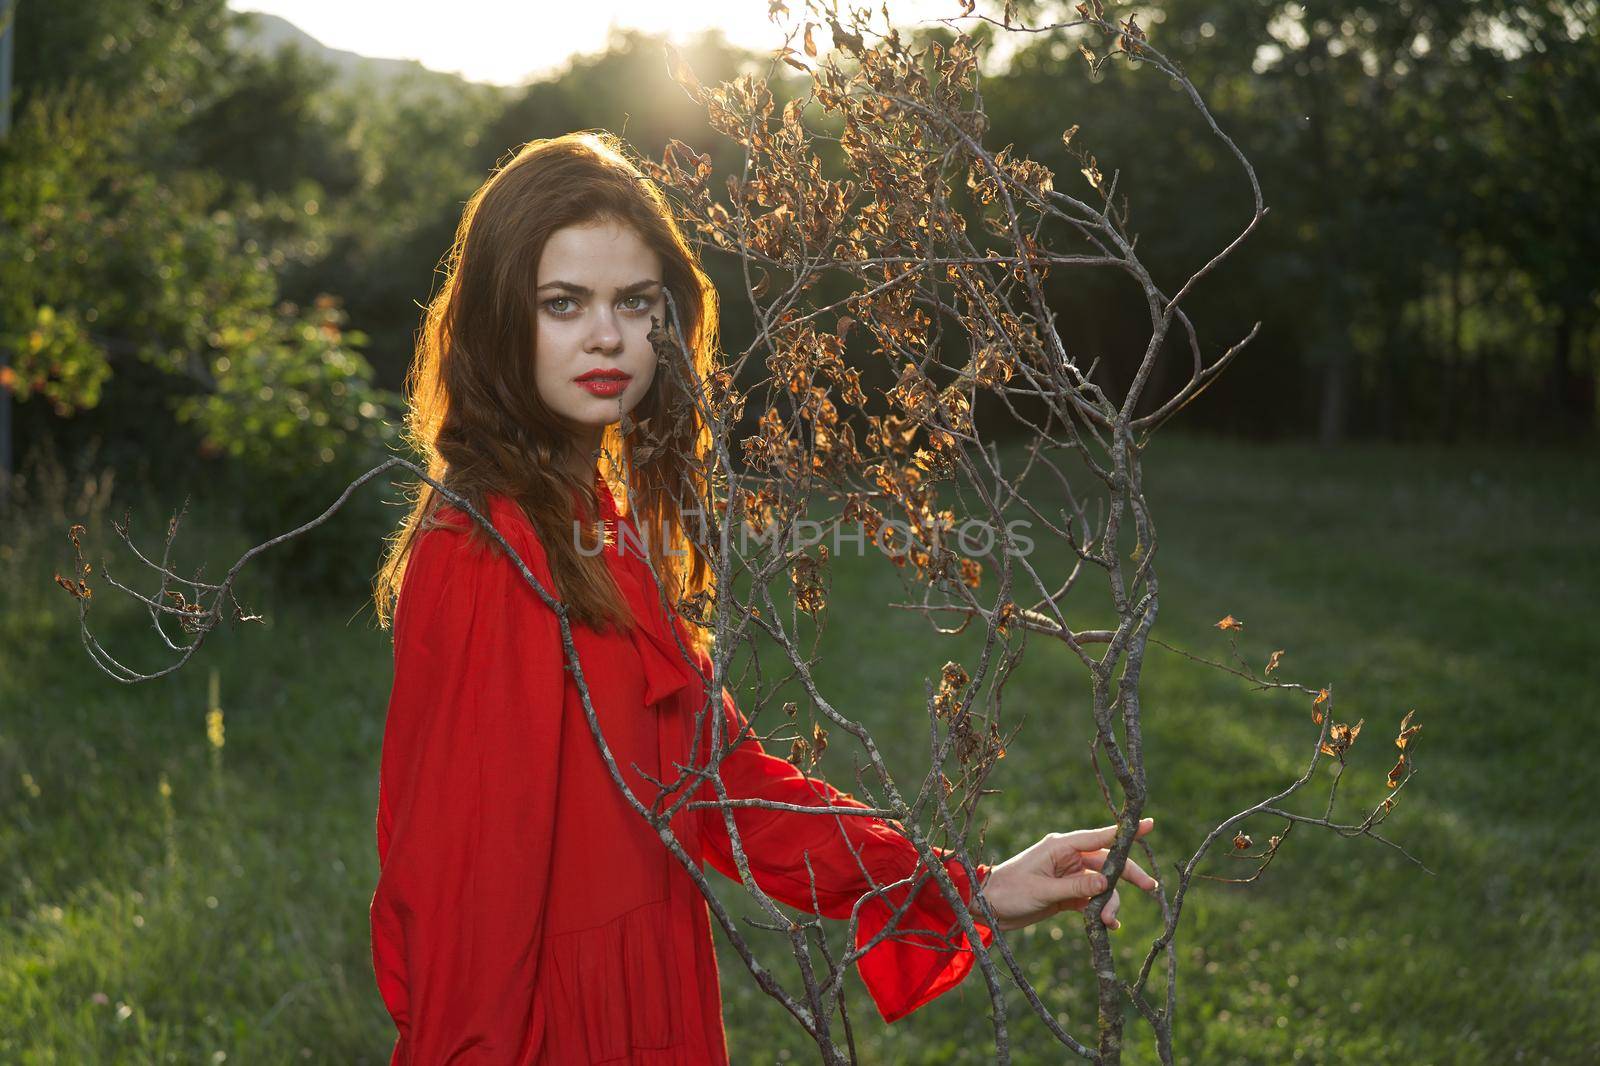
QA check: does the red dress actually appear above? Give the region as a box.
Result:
[370,482,995,1064]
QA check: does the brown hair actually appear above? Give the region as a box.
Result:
[373,131,717,642]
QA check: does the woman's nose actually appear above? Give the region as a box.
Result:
[586,307,624,353]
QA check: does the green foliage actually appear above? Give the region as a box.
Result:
[12,0,235,128]
[0,81,136,413]
[969,0,1599,440]
[179,43,364,199]
[175,300,390,475]
[301,72,507,378]
[178,298,403,596]
[1,7,404,591]
[1,303,109,412]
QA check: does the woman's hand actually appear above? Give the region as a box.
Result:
[979,817,1158,933]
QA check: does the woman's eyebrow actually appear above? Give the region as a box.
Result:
[535,279,661,297]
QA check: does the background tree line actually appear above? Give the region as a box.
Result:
[2,0,1594,590]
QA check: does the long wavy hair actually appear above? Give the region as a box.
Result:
[373,131,717,644]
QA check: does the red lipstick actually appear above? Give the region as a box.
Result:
[574,368,632,398]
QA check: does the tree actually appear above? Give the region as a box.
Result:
[975,0,1598,443]
[1,2,401,589]
[1483,1,1600,436]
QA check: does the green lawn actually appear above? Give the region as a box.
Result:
[2,434,1595,1064]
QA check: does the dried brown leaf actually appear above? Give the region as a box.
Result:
[664,43,705,104]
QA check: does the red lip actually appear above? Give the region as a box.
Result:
[574,369,632,382]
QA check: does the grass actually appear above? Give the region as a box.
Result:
[1,432,1595,1064]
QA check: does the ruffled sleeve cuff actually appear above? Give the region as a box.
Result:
[854,853,995,1024]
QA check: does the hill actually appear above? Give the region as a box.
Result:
[227,10,503,96]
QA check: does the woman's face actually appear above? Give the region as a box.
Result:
[533,218,664,453]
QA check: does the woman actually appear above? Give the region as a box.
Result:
[369,131,1157,1065]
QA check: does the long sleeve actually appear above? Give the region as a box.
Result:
[689,652,995,1025]
[370,514,566,1065]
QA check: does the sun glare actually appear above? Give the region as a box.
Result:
[229,0,982,86]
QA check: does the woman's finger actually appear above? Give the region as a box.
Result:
[1056,817,1155,854]
[1055,825,1119,852]
[1051,869,1108,902]
[1049,846,1087,877]
[1102,888,1122,928]
[1080,849,1110,870]
[1078,850,1159,892]
[1114,855,1159,892]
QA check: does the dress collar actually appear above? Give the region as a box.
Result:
[595,476,622,521]
[588,477,698,709]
